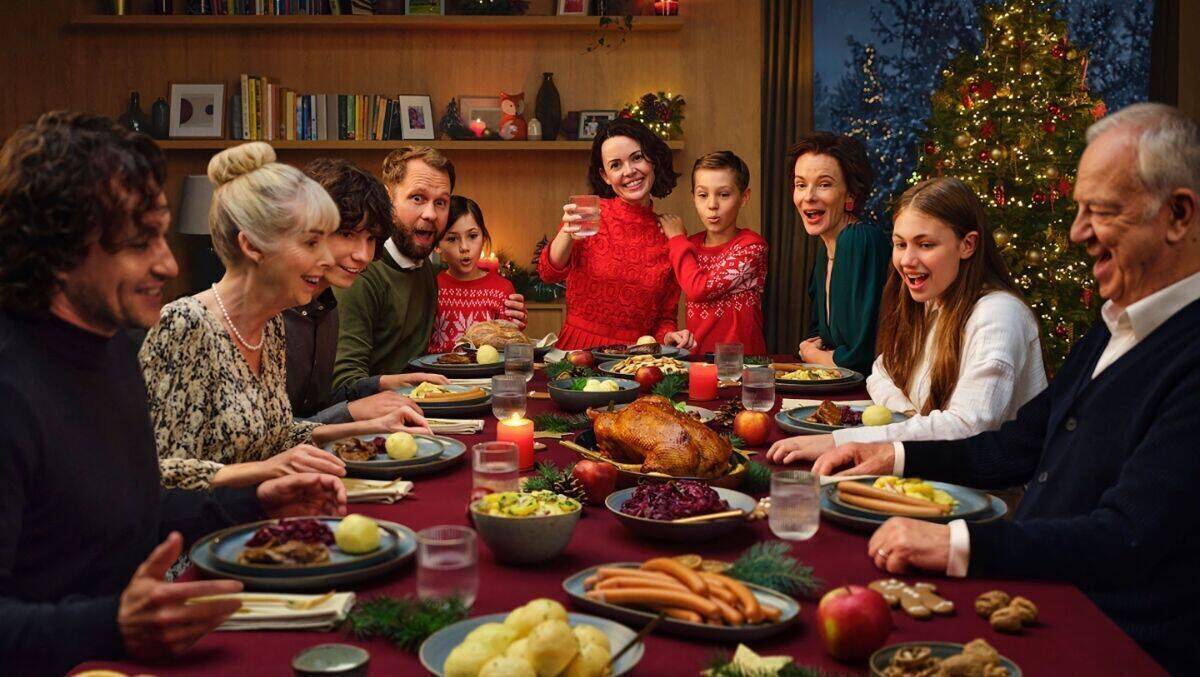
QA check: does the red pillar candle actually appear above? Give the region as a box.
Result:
[497,414,535,470]
[470,118,487,138]
[478,253,499,272]
[688,362,718,401]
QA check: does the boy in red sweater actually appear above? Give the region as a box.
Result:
[427,196,517,353]
[660,151,769,355]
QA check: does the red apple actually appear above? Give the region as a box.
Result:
[816,585,893,661]
[733,410,772,446]
[571,460,618,505]
[634,365,664,393]
[567,350,596,368]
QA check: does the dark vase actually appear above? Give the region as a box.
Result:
[117,92,150,134]
[535,73,562,142]
[150,97,170,139]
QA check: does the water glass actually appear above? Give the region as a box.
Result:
[472,441,520,494]
[417,525,479,607]
[491,373,527,420]
[504,342,535,383]
[769,471,820,541]
[741,367,777,412]
[570,194,601,237]
[715,342,744,382]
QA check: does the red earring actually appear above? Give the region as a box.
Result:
[844,200,854,211]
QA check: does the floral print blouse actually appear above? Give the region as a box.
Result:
[139,297,319,491]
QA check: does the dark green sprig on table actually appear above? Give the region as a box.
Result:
[532,412,591,433]
[520,461,588,502]
[724,433,746,450]
[651,372,687,399]
[348,595,468,652]
[544,359,597,382]
[726,542,823,599]
[741,460,771,495]
[703,654,826,677]
[743,355,771,366]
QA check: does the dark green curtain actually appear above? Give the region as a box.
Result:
[760,0,815,354]
[1149,0,1179,105]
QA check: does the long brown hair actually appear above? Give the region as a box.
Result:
[876,177,1023,413]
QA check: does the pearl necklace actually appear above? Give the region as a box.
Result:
[211,284,264,351]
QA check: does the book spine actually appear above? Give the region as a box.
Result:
[239,74,250,140]
[308,95,318,141]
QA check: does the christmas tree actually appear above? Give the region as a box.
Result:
[914,0,1108,367]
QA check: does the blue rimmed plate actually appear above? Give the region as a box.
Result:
[419,612,643,677]
[605,486,757,542]
[411,354,506,378]
[827,477,991,521]
[781,405,913,433]
[393,383,491,407]
[335,434,467,480]
[870,641,1021,677]
[773,364,864,393]
[209,517,400,577]
[597,358,691,379]
[562,563,800,641]
[324,433,447,466]
[821,483,1007,532]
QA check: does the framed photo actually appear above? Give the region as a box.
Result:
[405,0,443,15]
[458,95,503,133]
[557,0,587,15]
[169,84,226,139]
[397,95,435,140]
[578,110,618,140]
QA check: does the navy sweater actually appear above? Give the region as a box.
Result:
[0,312,264,676]
[906,299,1200,674]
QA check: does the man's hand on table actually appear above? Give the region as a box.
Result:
[258,472,348,519]
[767,434,835,464]
[811,442,895,477]
[119,532,243,660]
[869,518,951,574]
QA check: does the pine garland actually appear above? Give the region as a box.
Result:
[726,542,823,598]
[544,360,598,382]
[532,412,591,433]
[348,595,468,652]
[741,460,771,495]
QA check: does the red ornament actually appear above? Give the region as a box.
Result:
[618,109,634,119]
[1092,101,1108,120]
[924,141,938,155]
[978,149,992,163]
[1054,324,1068,339]
[1081,288,1094,307]
[962,92,974,109]
[1047,102,1061,115]
[979,120,998,138]
[977,81,996,99]
[1057,178,1073,194]
[1051,42,1066,59]
[969,82,981,95]
[993,184,1006,206]
[1032,190,1047,204]
[1042,120,1057,134]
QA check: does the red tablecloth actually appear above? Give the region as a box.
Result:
[76,367,1164,676]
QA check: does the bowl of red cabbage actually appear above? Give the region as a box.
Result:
[605,481,758,542]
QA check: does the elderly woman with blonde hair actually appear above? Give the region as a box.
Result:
[140,142,429,491]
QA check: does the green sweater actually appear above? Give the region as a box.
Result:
[807,221,891,375]
[332,255,436,391]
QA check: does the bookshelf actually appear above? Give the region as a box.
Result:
[70,14,683,32]
[157,139,684,151]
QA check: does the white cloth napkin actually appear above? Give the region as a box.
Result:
[340,478,414,504]
[446,378,495,387]
[426,418,484,434]
[782,398,875,410]
[216,592,356,631]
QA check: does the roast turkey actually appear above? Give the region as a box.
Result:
[591,396,733,478]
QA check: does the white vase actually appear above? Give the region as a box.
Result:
[527,118,543,141]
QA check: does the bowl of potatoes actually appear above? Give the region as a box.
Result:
[547,376,640,413]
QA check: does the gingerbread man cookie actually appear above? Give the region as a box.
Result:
[869,578,956,619]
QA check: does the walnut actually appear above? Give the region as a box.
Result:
[974,590,1011,618]
[1009,596,1038,624]
[989,606,1023,633]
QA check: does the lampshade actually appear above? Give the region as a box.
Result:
[177,175,214,236]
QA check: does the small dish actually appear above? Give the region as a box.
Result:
[292,643,370,677]
[605,486,757,542]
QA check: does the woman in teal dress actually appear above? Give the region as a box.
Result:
[789,132,889,375]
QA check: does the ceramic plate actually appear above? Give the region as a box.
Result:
[563,563,800,641]
[419,612,643,677]
[821,486,1007,531]
[826,477,991,521]
[775,408,909,436]
[209,517,400,577]
[606,486,757,542]
[410,354,506,378]
[324,433,447,466]
[340,435,467,480]
[598,358,691,379]
[591,343,681,362]
[782,405,913,432]
[191,520,415,591]
[774,366,864,393]
[869,641,1021,677]
[393,383,491,407]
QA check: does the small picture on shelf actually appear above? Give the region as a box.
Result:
[578,110,617,140]
[168,84,225,139]
[397,95,435,140]
[459,95,503,133]
[557,0,587,15]
[406,0,443,14]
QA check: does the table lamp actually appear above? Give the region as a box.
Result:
[177,175,225,293]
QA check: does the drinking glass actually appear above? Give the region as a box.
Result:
[491,374,527,420]
[715,342,744,382]
[472,441,520,494]
[504,342,535,383]
[769,470,820,540]
[417,525,479,607]
[570,195,601,237]
[741,367,777,412]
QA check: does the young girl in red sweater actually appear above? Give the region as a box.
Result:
[427,196,516,353]
[660,151,769,355]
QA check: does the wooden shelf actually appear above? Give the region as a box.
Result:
[71,14,682,32]
[156,139,684,151]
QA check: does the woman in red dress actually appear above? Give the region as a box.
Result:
[538,118,694,350]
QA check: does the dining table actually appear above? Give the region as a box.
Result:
[74,359,1165,676]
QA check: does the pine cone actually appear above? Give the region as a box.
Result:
[550,475,588,503]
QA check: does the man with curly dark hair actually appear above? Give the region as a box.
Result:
[0,111,347,675]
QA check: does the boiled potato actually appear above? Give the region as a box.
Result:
[861,404,893,426]
[561,642,611,677]
[479,655,537,677]
[504,599,568,638]
[385,431,417,460]
[333,514,380,554]
[444,641,497,677]
[571,625,610,653]
[464,623,518,656]
[526,619,579,677]
[505,637,531,661]
[636,335,656,345]
[477,345,502,364]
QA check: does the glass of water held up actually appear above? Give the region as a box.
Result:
[505,342,535,383]
[769,470,820,541]
[569,195,601,237]
[491,373,527,420]
[741,366,776,412]
[715,342,744,382]
[417,525,479,607]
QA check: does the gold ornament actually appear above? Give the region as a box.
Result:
[997,84,1013,98]
[994,229,1012,247]
[1067,49,1077,60]
[990,147,1008,162]
[1045,166,1060,180]
[1020,61,1034,75]
[955,133,973,148]
[1026,250,1043,265]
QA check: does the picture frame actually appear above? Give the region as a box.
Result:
[397,95,435,140]
[405,0,443,15]
[169,84,226,139]
[577,110,618,140]
[458,95,503,133]
[557,0,587,15]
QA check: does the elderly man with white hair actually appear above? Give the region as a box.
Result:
[810,102,1200,673]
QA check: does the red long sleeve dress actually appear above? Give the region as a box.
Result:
[538,198,680,350]
[667,228,769,355]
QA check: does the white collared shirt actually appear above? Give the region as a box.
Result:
[384,237,423,270]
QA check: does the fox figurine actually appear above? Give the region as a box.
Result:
[499,91,528,141]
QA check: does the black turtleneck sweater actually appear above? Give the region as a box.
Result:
[0,311,264,675]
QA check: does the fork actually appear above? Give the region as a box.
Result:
[194,590,336,611]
